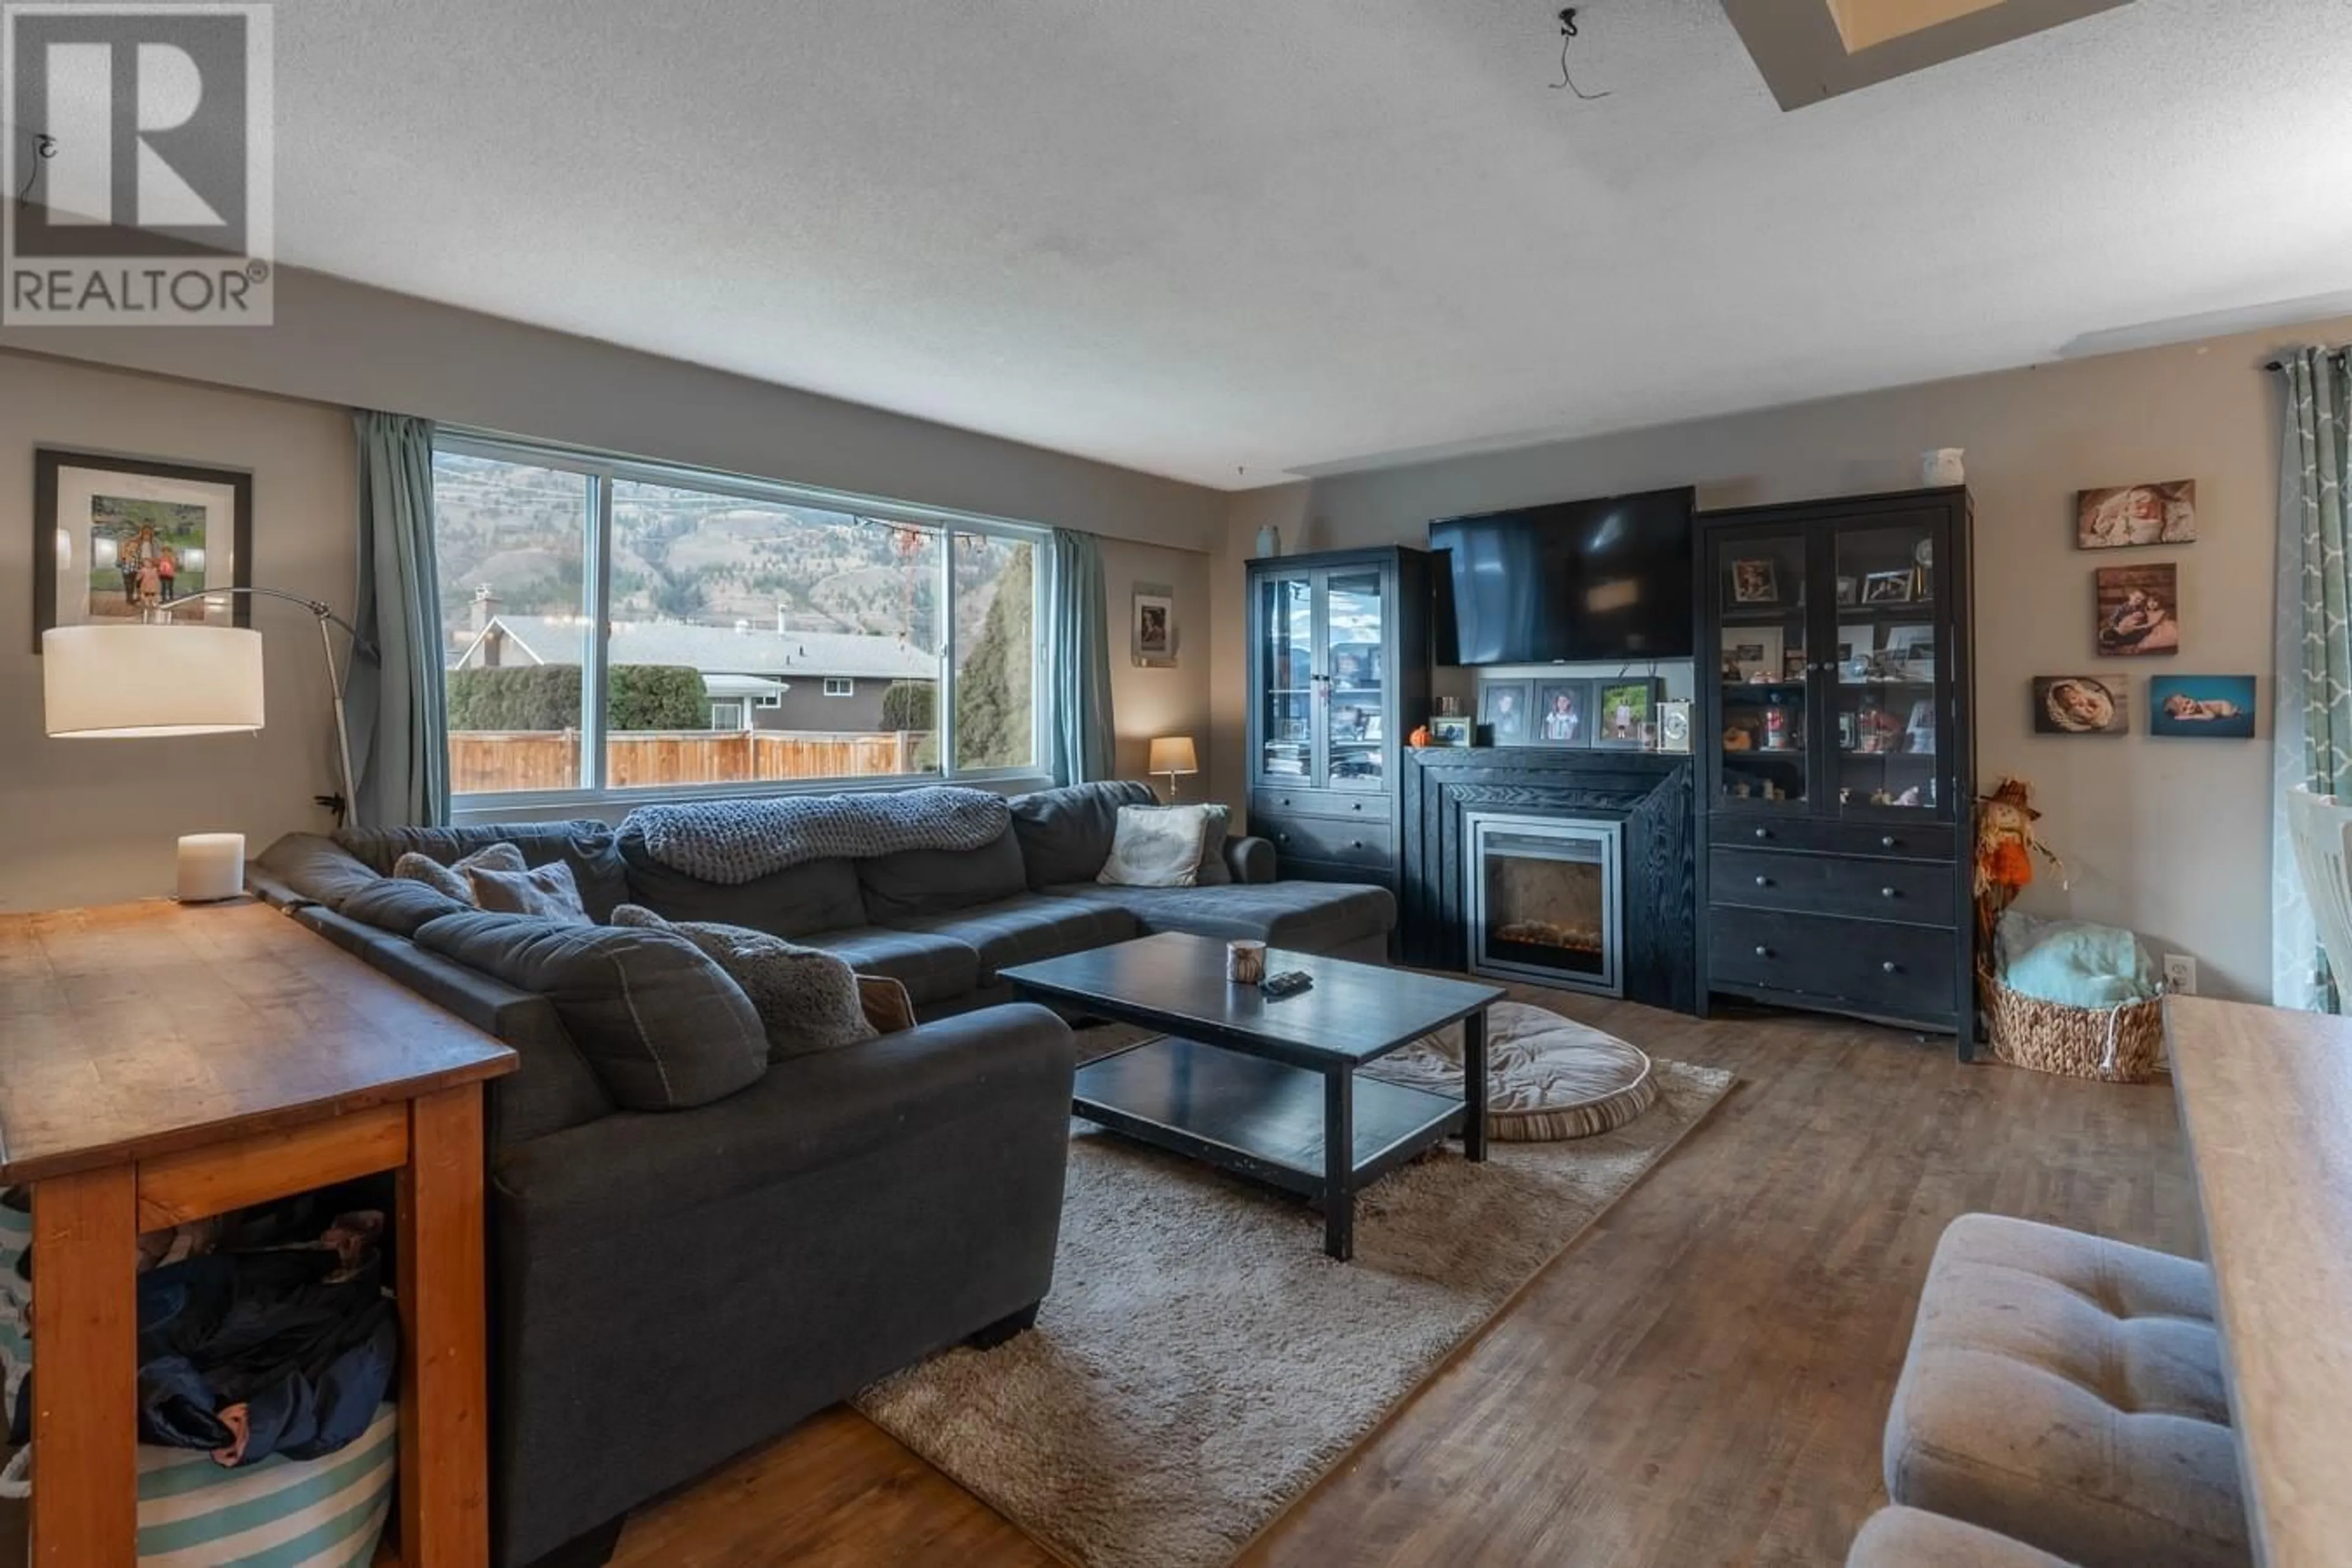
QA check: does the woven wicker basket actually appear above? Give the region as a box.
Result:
[1978,965,2165,1084]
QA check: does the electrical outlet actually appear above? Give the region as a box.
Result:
[2163,954,2198,995]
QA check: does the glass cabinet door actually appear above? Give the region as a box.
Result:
[1828,516,1949,818]
[1322,567,1388,792]
[1257,575,1314,785]
[1712,529,1811,809]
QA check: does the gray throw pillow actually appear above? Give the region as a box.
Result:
[1193,803,1233,886]
[469,859,592,925]
[414,911,766,1110]
[339,876,475,937]
[1099,804,1213,888]
[611,905,876,1058]
[393,842,526,905]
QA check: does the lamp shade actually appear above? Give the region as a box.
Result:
[1148,736,1198,776]
[43,624,265,737]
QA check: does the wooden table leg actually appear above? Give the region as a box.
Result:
[30,1166,137,1566]
[1324,1065,1355,1262]
[398,1084,491,1568]
[1463,1006,1490,1163]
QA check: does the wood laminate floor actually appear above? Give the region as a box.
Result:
[612,995,2196,1568]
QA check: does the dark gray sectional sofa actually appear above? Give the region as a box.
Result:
[249,779,1393,1567]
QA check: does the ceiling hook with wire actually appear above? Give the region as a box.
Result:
[1550,7,1610,100]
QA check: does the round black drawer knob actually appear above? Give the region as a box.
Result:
[1754,827,1771,840]
[1352,802,1364,811]
[1881,960,1900,973]
[1350,840,1364,850]
[1881,835,1898,848]
[1755,945,1774,959]
[1881,887,1898,899]
[1754,875,1771,887]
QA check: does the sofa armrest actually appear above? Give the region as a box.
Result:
[493,1003,1076,1227]
[1225,834,1277,884]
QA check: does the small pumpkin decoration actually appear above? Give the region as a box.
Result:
[1408,723,1433,748]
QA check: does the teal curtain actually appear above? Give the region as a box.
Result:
[1047,529,1116,785]
[348,412,449,827]
[2273,348,2352,1007]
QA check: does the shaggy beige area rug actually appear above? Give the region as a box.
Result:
[855,1054,1735,1568]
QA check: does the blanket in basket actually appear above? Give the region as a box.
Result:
[624,786,1011,884]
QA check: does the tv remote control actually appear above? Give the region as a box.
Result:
[1262,970,1314,998]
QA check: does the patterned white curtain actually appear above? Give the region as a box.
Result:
[2271,348,2352,1008]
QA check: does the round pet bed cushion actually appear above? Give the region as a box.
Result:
[1365,1000,1656,1142]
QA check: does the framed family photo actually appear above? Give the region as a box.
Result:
[32,449,252,652]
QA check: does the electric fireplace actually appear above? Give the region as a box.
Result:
[1464,811,1624,997]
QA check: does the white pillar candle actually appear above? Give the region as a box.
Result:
[176,833,246,903]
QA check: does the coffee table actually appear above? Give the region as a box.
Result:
[1001,932,1505,1261]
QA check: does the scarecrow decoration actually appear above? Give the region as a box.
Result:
[1973,775,2065,953]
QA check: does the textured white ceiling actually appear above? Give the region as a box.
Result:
[269,0,2352,488]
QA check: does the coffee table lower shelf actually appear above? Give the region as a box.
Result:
[1075,1036,1469,1260]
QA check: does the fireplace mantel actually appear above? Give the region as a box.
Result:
[1401,747,1697,1013]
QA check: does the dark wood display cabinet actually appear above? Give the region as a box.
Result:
[1695,487,1977,1042]
[1245,545,1431,894]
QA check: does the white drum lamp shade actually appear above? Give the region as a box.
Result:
[42,624,266,737]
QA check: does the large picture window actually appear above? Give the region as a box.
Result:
[433,437,1049,802]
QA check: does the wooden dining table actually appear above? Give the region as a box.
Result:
[2165,995,2352,1568]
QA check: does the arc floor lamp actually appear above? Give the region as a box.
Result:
[42,587,377,827]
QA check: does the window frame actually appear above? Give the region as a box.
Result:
[435,430,1054,816]
[822,676,854,698]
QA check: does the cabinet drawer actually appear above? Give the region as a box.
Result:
[1708,905,1958,1017]
[1253,787,1392,824]
[1713,815,1954,861]
[1262,815,1394,871]
[1710,848,1958,928]
[1279,856,1395,888]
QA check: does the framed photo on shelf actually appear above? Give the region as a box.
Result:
[1835,575,1858,607]
[1593,677,1661,749]
[1728,559,1780,605]
[1426,716,1472,747]
[1861,569,1913,605]
[1722,627,1782,683]
[1476,677,1533,746]
[32,448,253,652]
[1531,677,1592,748]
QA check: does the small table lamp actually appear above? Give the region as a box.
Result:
[1149,736,1199,801]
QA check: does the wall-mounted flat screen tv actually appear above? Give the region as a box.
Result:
[1429,486,1696,665]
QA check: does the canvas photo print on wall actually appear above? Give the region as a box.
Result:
[2033,676,2128,735]
[2148,675,2255,739]
[2078,480,2197,549]
[2094,562,2179,656]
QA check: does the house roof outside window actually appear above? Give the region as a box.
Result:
[454,614,937,684]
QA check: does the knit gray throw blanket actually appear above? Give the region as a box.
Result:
[624,788,1012,885]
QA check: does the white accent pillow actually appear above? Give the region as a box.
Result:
[1099,804,1213,888]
